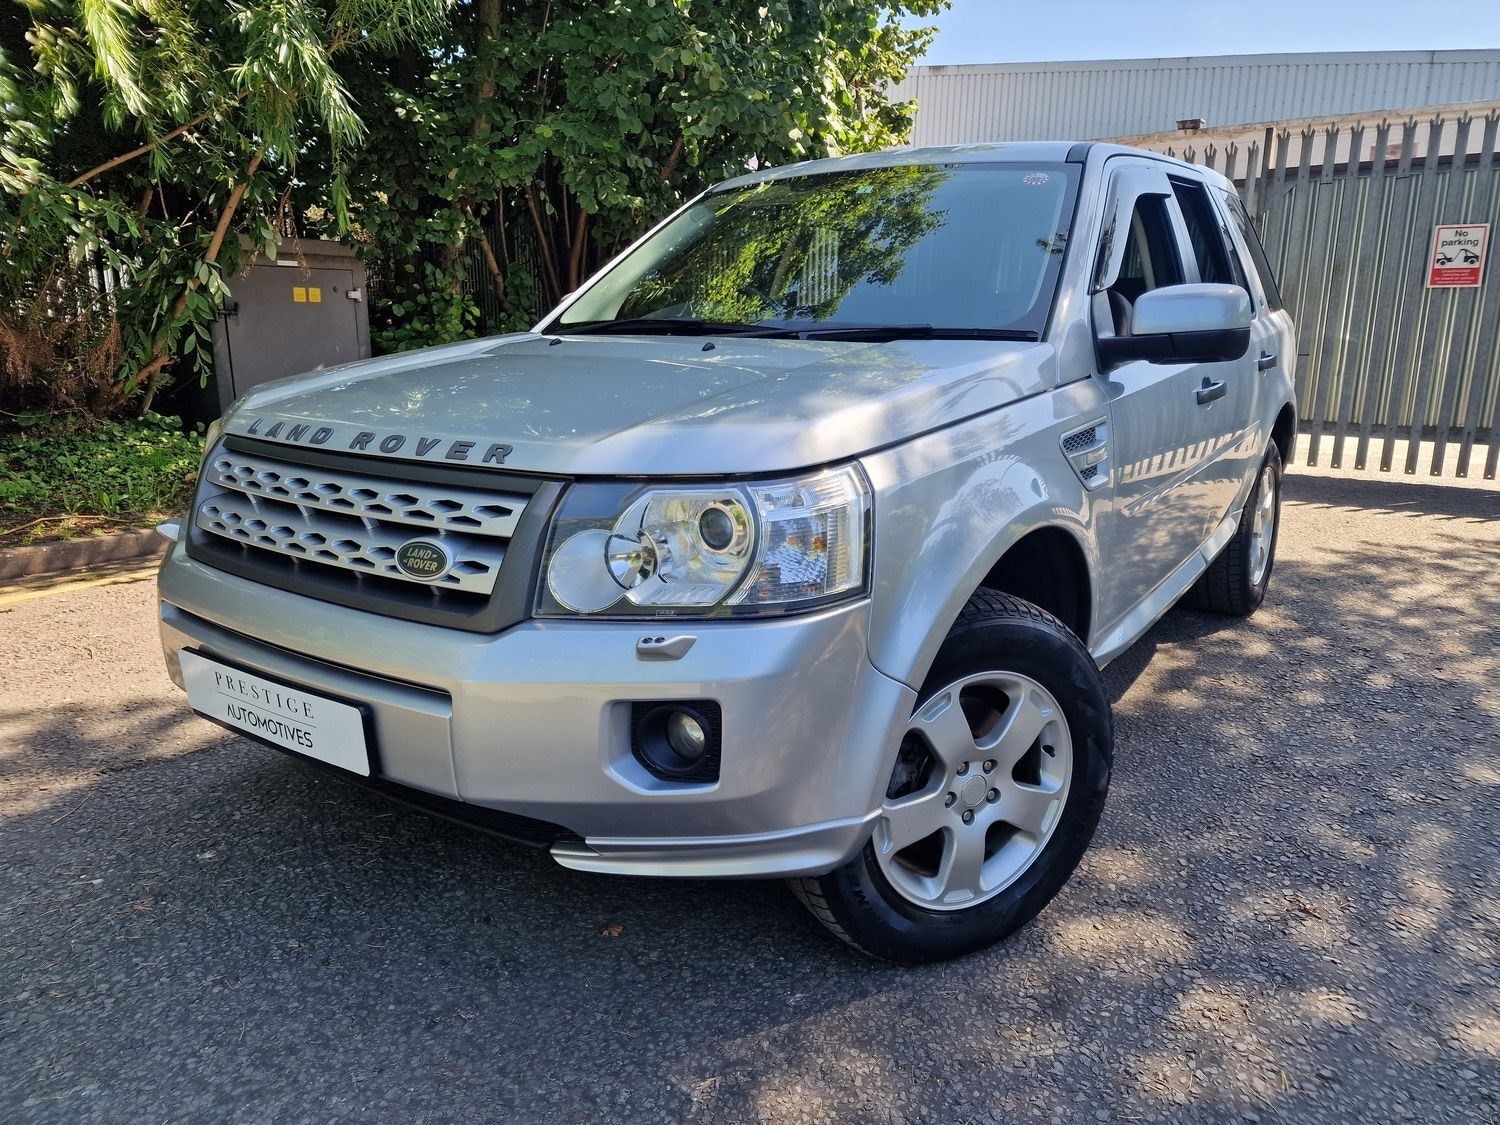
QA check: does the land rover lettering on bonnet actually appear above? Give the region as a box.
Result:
[158,142,1297,962]
[241,416,514,464]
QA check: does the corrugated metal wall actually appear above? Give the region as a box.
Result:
[892,51,1500,145]
[1165,113,1500,480]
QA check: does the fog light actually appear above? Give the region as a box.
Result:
[630,701,722,782]
[666,710,707,760]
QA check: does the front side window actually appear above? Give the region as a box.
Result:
[551,163,1082,339]
[1102,194,1184,334]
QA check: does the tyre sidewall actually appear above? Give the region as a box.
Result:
[820,604,1112,963]
[1242,442,1283,608]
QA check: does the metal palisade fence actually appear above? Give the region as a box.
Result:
[1166,112,1500,480]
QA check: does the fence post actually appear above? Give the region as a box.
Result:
[1456,112,1500,478]
[1427,114,1477,475]
[1379,118,1445,472]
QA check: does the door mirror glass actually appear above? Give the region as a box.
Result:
[1098,283,1252,368]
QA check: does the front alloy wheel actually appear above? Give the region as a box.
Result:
[1247,460,1278,588]
[789,591,1112,963]
[874,671,1073,912]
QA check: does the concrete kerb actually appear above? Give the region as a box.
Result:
[0,528,167,585]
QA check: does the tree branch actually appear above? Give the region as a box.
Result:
[660,135,685,182]
[475,226,509,310]
[67,91,251,188]
[133,144,267,412]
[523,184,564,306]
[568,205,589,292]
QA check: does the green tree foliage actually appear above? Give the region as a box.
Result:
[611,165,949,326]
[1,0,447,415]
[331,0,947,351]
[2,0,944,415]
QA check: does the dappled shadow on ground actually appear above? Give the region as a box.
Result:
[0,557,161,601]
[1,477,1496,1123]
[1281,473,1500,522]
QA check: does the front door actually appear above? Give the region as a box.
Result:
[1170,174,1262,528]
[1090,160,1242,636]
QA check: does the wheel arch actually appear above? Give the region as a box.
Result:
[859,379,1108,699]
[1271,401,1296,466]
[978,525,1094,646]
[864,481,1099,696]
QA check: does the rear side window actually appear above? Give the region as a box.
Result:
[1171,177,1239,287]
[1219,190,1284,310]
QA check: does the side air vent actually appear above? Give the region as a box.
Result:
[1062,426,1098,456]
[1061,419,1111,492]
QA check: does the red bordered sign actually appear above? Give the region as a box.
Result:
[1427,224,1489,288]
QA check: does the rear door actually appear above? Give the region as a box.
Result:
[1088,160,1239,634]
[1217,187,1298,481]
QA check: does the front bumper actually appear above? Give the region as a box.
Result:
[157,540,916,878]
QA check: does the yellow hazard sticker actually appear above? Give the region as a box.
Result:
[292,287,307,303]
[308,287,322,303]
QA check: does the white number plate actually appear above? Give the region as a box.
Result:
[180,650,371,776]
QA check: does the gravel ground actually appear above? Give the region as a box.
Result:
[1,473,1497,1124]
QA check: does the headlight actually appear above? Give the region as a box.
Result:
[200,417,224,463]
[538,465,870,618]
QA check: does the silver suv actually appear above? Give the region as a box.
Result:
[158,143,1296,962]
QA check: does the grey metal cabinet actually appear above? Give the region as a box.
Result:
[210,240,371,409]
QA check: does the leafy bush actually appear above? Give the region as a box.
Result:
[0,412,204,535]
[3,0,448,416]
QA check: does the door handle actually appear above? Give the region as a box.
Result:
[1257,351,1278,371]
[1195,378,1228,405]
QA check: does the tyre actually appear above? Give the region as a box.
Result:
[788,591,1112,963]
[1189,441,1283,616]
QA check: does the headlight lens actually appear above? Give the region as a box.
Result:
[538,465,869,618]
[199,417,224,465]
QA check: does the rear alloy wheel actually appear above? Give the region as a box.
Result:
[789,591,1112,963]
[1190,441,1283,616]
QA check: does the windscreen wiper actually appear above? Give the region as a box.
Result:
[554,319,1040,343]
[553,318,782,337]
[771,324,1041,342]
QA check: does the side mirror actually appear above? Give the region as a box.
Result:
[1097,283,1252,369]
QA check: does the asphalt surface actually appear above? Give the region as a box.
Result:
[2,474,1497,1124]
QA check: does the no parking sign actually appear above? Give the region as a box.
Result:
[1427,224,1489,288]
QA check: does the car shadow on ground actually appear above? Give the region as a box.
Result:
[2,473,1495,1122]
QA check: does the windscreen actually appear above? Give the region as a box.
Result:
[554,162,1080,337]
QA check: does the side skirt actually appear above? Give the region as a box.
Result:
[1089,508,1241,668]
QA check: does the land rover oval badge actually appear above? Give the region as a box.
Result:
[394,538,451,581]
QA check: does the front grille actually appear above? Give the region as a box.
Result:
[197,450,525,596]
[203,455,524,536]
[186,437,563,633]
